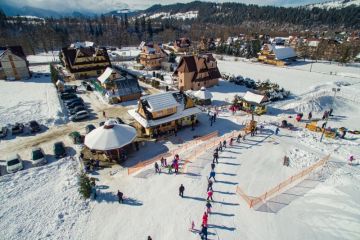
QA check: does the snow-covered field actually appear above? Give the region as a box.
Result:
[27,51,59,63]
[0,65,65,127]
[1,56,360,240]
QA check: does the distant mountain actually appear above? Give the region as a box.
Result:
[306,0,360,9]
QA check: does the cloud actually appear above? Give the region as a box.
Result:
[1,0,331,13]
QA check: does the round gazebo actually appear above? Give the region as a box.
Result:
[194,87,213,105]
[84,120,137,162]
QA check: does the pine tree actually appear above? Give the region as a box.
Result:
[134,18,140,33]
[78,173,92,199]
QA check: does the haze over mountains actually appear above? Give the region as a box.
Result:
[1,0,359,18]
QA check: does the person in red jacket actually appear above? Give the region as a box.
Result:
[207,190,214,201]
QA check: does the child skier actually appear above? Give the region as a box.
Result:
[208,170,216,181]
[207,180,213,191]
[207,190,214,201]
[205,200,212,213]
[117,190,124,203]
[179,184,185,197]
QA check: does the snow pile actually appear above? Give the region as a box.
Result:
[148,11,198,20]
[307,0,360,9]
[0,158,89,240]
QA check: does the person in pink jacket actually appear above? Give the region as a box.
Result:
[207,190,214,201]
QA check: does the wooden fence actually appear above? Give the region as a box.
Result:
[236,154,331,208]
[127,131,219,175]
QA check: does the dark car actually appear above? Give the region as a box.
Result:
[63,85,77,94]
[28,120,41,133]
[85,124,96,134]
[0,126,8,138]
[67,101,85,110]
[65,97,83,107]
[60,93,77,100]
[53,141,66,158]
[69,105,86,115]
[11,123,24,134]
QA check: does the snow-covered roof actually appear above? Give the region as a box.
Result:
[84,120,137,151]
[194,87,213,100]
[128,106,201,128]
[97,67,114,84]
[265,44,296,60]
[243,91,267,104]
[141,92,180,112]
[70,41,94,49]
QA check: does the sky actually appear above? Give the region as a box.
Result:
[1,0,332,13]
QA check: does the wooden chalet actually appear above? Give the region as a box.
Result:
[258,44,297,66]
[97,67,141,104]
[139,42,167,69]
[174,38,191,53]
[0,46,30,80]
[128,91,201,138]
[60,42,111,79]
[173,54,221,91]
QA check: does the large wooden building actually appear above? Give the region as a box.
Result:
[97,67,142,104]
[139,42,167,69]
[60,42,111,79]
[128,91,201,138]
[258,44,297,66]
[0,46,30,80]
[173,54,221,91]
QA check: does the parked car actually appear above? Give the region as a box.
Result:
[53,141,66,158]
[69,105,86,115]
[28,120,41,133]
[63,85,77,94]
[31,147,47,166]
[69,110,89,121]
[0,126,8,138]
[11,123,24,134]
[67,101,85,110]
[65,97,84,107]
[6,154,23,173]
[85,124,96,134]
[60,93,77,100]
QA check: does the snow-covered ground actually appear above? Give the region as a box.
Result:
[0,65,65,127]
[1,57,360,240]
[27,51,59,63]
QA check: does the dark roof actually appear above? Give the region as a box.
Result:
[0,46,27,61]
[61,46,111,72]
[115,77,142,97]
[175,38,191,48]
[174,54,221,83]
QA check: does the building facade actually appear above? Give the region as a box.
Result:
[0,46,30,80]
[60,42,111,79]
[174,54,221,91]
[139,42,167,69]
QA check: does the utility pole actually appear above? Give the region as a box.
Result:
[320,88,340,142]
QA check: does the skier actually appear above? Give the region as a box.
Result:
[308,111,312,120]
[208,170,216,181]
[213,151,218,164]
[211,162,216,171]
[321,122,327,129]
[349,156,355,165]
[207,190,214,201]
[275,127,280,135]
[117,190,123,203]
[207,179,213,191]
[160,157,164,167]
[322,111,328,120]
[236,133,242,143]
[223,139,227,148]
[329,108,333,116]
[218,142,223,152]
[205,200,212,213]
[229,138,233,146]
[199,224,208,240]
[179,184,185,197]
[174,162,179,174]
[167,163,172,174]
[102,111,106,119]
[154,162,160,174]
[202,212,208,226]
[213,112,217,122]
[147,236,152,240]
[214,147,219,155]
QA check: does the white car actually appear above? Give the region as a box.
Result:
[69,110,89,121]
[31,147,47,166]
[6,154,23,174]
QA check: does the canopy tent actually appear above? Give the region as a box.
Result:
[194,87,213,100]
[84,120,137,151]
[97,67,114,84]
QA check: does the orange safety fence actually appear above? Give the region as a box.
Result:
[236,154,331,208]
[127,131,219,175]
